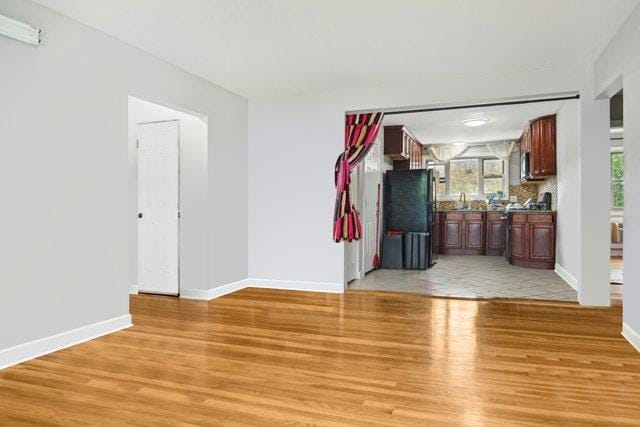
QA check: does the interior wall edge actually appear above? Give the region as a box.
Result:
[554,263,578,291]
[0,314,132,371]
[180,278,344,301]
[180,279,248,300]
[622,322,640,354]
[247,278,344,294]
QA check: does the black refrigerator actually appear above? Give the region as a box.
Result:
[382,169,437,269]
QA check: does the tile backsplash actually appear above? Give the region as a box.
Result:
[437,200,487,210]
[436,178,557,211]
[537,176,558,210]
[508,183,539,203]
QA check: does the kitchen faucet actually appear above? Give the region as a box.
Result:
[459,192,468,210]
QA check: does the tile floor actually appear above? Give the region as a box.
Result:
[349,254,578,301]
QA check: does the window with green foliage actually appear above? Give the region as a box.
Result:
[428,156,507,197]
[611,152,624,209]
[450,159,479,195]
[482,159,504,195]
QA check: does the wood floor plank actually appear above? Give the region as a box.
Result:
[1,288,640,426]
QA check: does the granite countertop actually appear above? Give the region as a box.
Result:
[506,210,556,214]
[436,209,488,212]
[437,209,556,213]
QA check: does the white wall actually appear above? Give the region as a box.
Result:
[554,100,581,284]
[128,97,208,294]
[248,65,585,286]
[577,67,611,306]
[594,3,640,339]
[0,0,247,351]
[622,69,640,339]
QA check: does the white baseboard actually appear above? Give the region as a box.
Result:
[622,322,640,353]
[129,285,139,295]
[179,278,344,301]
[247,278,344,293]
[555,263,578,290]
[0,314,132,370]
[180,279,248,300]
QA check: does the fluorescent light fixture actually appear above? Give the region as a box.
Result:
[0,14,42,46]
[452,141,466,147]
[462,118,488,127]
[610,126,624,134]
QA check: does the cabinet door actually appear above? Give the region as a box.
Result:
[443,220,463,248]
[465,220,484,249]
[530,120,541,176]
[433,213,440,253]
[411,142,417,169]
[510,223,526,259]
[539,116,556,175]
[528,223,555,261]
[487,219,504,250]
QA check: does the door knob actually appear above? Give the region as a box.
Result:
[138,213,143,219]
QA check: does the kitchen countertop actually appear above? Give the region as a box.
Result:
[505,210,556,214]
[437,209,556,213]
[436,209,489,212]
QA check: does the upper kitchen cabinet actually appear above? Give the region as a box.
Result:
[520,115,556,179]
[384,125,424,169]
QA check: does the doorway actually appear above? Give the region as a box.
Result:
[129,96,208,296]
[609,90,624,302]
[346,96,579,302]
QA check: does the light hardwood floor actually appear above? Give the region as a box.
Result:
[1,288,639,426]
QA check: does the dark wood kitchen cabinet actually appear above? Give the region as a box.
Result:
[508,212,556,269]
[440,211,486,255]
[384,125,423,170]
[384,125,410,159]
[520,115,556,179]
[432,211,441,254]
[485,212,505,256]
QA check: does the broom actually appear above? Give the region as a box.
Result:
[372,183,382,268]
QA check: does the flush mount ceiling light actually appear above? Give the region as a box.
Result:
[462,118,488,127]
[0,14,42,46]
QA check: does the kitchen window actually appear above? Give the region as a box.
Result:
[482,159,504,194]
[450,159,479,195]
[428,157,508,198]
[611,151,624,209]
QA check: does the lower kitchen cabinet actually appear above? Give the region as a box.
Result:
[439,212,486,255]
[508,212,556,269]
[486,212,505,256]
[432,211,440,254]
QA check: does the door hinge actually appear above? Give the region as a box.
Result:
[178,212,181,218]
[136,139,139,149]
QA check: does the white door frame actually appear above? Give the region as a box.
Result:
[137,119,181,295]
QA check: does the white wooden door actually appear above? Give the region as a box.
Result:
[137,120,180,295]
[362,134,382,273]
[345,167,360,283]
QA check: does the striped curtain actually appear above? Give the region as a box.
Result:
[333,112,384,242]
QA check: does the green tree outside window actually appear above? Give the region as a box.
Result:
[611,152,624,209]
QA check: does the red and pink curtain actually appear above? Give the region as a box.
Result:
[333,112,384,242]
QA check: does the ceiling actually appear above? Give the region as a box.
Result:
[384,100,565,145]
[34,0,639,98]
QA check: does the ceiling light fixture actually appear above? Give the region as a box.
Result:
[0,14,42,46]
[610,126,624,134]
[452,142,466,147]
[462,118,488,127]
